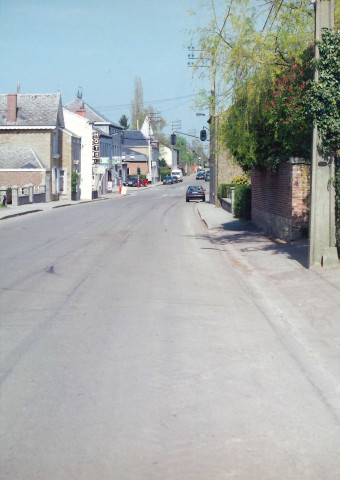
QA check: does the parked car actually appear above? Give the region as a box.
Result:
[126,177,146,187]
[163,176,173,185]
[186,185,206,202]
[139,178,149,186]
[171,176,179,183]
[171,168,183,182]
[205,171,210,181]
[196,171,205,180]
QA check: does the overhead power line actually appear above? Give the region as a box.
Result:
[94,94,196,112]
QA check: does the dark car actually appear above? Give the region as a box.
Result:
[196,171,205,180]
[163,176,173,185]
[126,177,146,187]
[171,176,179,183]
[186,185,205,202]
[205,171,210,181]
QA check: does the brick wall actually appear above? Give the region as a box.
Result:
[251,159,310,241]
[0,171,45,188]
[127,162,148,176]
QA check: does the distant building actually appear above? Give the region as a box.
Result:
[64,97,124,197]
[122,117,159,181]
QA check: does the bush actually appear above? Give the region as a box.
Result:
[217,183,233,200]
[71,171,79,195]
[231,174,250,185]
[233,185,251,219]
[130,174,147,180]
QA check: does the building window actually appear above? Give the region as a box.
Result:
[59,169,66,194]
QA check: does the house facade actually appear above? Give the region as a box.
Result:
[122,118,159,181]
[0,93,76,201]
[63,108,93,200]
[0,145,48,194]
[159,143,178,169]
[61,127,81,200]
[64,97,124,198]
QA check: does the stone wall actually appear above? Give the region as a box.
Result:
[0,130,52,165]
[251,159,310,242]
[217,148,244,184]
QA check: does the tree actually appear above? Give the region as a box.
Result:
[130,76,146,130]
[145,105,167,138]
[189,0,315,170]
[130,77,167,134]
[174,136,196,165]
[119,114,130,130]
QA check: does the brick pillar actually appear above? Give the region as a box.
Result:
[11,186,18,207]
[45,173,51,202]
[0,186,7,206]
[25,184,34,203]
[231,187,235,214]
[7,94,17,122]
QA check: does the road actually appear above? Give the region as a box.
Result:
[1,177,340,479]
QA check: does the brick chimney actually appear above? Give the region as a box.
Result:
[76,102,86,117]
[7,94,17,122]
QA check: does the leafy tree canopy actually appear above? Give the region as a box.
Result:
[189,1,340,171]
[119,114,130,130]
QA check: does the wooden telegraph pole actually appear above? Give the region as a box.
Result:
[209,56,217,205]
[308,0,338,267]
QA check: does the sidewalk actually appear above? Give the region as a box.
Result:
[0,182,161,221]
[197,201,340,357]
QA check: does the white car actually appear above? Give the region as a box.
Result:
[171,169,183,182]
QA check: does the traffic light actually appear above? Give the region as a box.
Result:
[119,169,122,177]
[171,134,176,145]
[137,167,141,175]
[200,129,207,141]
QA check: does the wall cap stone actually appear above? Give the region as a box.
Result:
[288,157,310,165]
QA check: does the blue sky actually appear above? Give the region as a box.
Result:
[0,0,214,139]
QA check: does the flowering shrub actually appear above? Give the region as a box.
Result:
[264,49,313,160]
[231,174,250,185]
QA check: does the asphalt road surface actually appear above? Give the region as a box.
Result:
[1,178,339,479]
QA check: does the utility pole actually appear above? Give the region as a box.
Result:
[209,56,217,205]
[308,0,338,267]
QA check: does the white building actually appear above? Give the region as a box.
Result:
[159,143,179,169]
[63,108,93,201]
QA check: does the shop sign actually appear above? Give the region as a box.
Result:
[92,131,100,162]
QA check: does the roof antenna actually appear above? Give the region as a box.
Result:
[77,87,83,99]
[17,82,21,93]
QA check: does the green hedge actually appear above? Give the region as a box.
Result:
[218,183,251,219]
[129,174,147,180]
[160,167,171,180]
[233,184,251,219]
[217,183,233,200]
